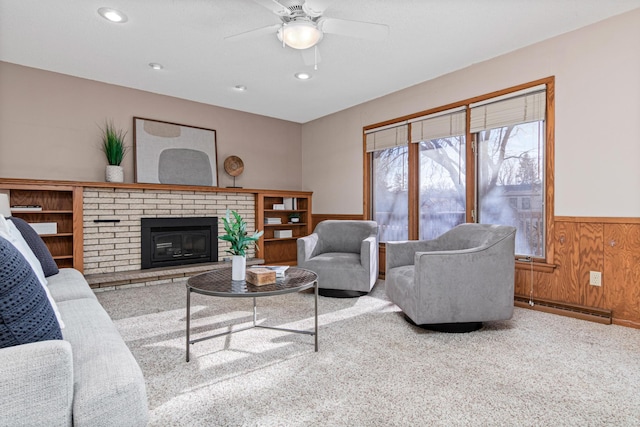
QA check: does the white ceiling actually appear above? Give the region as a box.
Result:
[1,0,639,123]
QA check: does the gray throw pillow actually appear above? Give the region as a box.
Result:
[8,217,59,277]
[0,236,62,348]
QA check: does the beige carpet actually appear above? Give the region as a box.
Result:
[96,280,640,426]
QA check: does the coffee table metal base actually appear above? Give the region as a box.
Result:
[186,278,318,362]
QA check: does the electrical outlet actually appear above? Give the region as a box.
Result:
[589,271,602,286]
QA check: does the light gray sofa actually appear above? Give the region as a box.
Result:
[0,267,149,427]
[297,220,378,297]
[386,223,516,332]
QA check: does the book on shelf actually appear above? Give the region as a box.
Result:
[274,230,293,238]
[264,217,282,224]
[10,205,43,212]
[283,197,294,210]
[28,222,57,235]
[252,265,289,278]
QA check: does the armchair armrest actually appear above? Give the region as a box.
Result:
[297,233,319,263]
[385,239,441,270]
[0,340,74,426]
[360,236,378,277]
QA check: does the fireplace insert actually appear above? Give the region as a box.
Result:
[141,217,217,269]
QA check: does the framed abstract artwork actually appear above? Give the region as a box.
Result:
[133,117,218,187]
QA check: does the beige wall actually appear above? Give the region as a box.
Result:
[302,8,640,217]
[0,62,303,190]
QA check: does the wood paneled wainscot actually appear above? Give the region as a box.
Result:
[515,216,640,328]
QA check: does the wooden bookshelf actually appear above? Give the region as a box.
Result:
[0,182,83,271]
[256,191,313,265]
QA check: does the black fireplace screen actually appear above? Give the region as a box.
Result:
[141,217,217,269]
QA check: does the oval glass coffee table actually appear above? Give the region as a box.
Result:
[186,267,318,362]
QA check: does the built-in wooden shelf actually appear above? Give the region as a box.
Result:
[256,191,313,265]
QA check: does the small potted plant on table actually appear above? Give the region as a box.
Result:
[218,210,263,281]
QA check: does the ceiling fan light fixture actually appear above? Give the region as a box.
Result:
[277,21,323,50]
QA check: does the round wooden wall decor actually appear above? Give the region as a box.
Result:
[223,155,244,177]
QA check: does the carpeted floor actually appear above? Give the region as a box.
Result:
[96,280,640,426]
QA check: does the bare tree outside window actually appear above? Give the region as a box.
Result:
[372,146,409,242]
[418,136,466,240]
[477,121,545,257]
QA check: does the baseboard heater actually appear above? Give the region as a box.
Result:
[514,294,612,325]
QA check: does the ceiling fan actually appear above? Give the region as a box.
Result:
[225,0,389,67]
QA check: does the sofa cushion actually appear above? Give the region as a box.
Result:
[57,297,149,426]
[0,236,62,348]
[8,216,59,277]
[47,268,97,302]
[0,215,48,286]
[0,215,64,328]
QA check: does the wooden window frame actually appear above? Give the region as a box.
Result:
[364,77,555,267]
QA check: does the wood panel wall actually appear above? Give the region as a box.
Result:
[516,217,639,328]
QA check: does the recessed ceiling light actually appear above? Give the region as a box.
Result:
[234,85,247,91]
[98,7,128,23]
[295,72,312,80]
[149,63,163,70]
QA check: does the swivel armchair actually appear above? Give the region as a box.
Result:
[297,220,378,297]
[386,223,516,332]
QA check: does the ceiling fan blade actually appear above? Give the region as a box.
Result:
[251,0,292,16]
[224,23,281,42]
[302,0,335,17]
[301,46,322,68]
[321,18,389,41]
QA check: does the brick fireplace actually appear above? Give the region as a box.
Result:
[83,187,255,276]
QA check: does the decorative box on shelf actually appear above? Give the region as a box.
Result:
[272,204,285,210]
[29,222,58,235]
[246,268,276,286]
[274,230,293,238]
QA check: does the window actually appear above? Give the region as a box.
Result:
[411,109,467,240]
[366,124,409,242]
[472,87,546,257]
[365,78,554,262]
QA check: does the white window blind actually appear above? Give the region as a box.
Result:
[409,107,466,143]
[365,123,408,152]
[470,85,546,132]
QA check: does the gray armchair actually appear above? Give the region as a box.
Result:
[386,223,516,332]
[297,220,378,297]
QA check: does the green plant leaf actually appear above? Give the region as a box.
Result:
[99,120,129,166]
[217,209,263,256]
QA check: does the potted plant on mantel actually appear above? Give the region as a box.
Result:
[219,210,264,281]
[100,120,129,183]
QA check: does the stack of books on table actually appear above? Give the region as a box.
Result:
[264,217,282,225]
[253,265,289,278]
